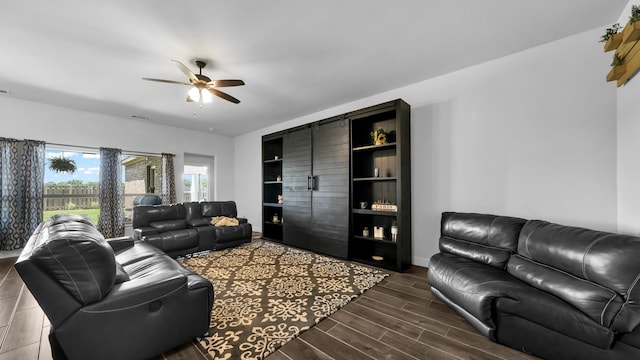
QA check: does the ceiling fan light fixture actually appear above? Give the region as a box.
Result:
[201,89,213,103]
[144,59,243,104]
[188,87,212,103]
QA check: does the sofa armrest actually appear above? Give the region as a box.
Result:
[134,227,159,240]
[237,218,248,224]
[85,272,187,312]
[107,236,134,252]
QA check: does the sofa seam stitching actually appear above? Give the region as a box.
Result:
[512,255,618,297]
[442,236,513,253]
[582,237,605,281]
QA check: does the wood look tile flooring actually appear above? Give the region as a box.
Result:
[0,241,538,360]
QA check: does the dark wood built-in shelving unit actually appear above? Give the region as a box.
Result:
[262,135,284,242]
[349,99,411,272]
[262,99,411,272]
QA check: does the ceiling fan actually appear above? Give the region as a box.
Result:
[142,60,244,105]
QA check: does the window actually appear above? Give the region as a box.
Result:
[184,153,215,203]
[44,148,101,224]
[44,147,163,225]
[121,155,163,222]
[184,165,208,202]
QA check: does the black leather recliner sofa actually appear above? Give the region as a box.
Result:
[132,201,252,256]
[14,214,214,360]
[428,212,640,360]
[132,203,209,258]
[184,201,253,250]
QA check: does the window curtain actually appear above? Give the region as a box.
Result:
[0,138,45,250]
[161,153,176,205]
[98,147,123,238]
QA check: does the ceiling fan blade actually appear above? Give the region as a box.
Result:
[171,60,198,83]
[142,77,192,86]
[208,88,240,104]
[186,95,194,102]
[209,79,245,87]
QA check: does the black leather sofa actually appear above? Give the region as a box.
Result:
[184,201,253,250]
[428,212,640,360]
[132,203,208,258]
[132,201,252,256]
[14,214,214,360]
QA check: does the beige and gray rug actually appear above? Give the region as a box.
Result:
[180,240,388,360]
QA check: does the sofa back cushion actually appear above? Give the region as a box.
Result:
[439,212,526,268]
[149,219,186,231]
[24,216,116,305]
[132,204,185,228]
[509,220,640,332]
[201,201,238,218]
[184,202,203,223]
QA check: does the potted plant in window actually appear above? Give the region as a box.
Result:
[49,154,77,174]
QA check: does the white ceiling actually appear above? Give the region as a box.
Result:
[0,1,627,136]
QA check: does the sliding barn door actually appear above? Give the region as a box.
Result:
[282,127,312,248]
[309,119,350,258]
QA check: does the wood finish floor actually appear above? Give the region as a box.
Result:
[0,240,539,360]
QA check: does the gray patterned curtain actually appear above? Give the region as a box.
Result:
[98,147,123,238]
[0,138,45,250]
[161,153,176,204]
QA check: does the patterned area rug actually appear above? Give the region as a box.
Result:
[179,240,388,360]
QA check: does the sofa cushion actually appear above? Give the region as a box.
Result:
[132,204,186,228]
[496,282,615,349]
[144,229,199,253]
[149,219,186,232]
[428,252,531,327]
[183,202,203,223]
[201,201,238,218]
[187,218,210,227]
[213,223,252,244]
[507,254,623,329]
[30,219,116,305]
[440,212,526,268]
[515,220,640,332]
[114,240,166,266]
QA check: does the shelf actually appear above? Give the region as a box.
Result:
[351,256,397,272]
[353,177,396,182]
[264,221,283,226]
[604,32,623,52]
[352,209,397,216]
[264,158,283,163]
[352,142,397,152]
[353,235,397,244]
[264,181,283,185]
[263,203,283,207]
[261,235,282,243]
[605,21,640,87]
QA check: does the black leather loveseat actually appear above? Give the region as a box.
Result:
[133,201,252,257]
[14,214,213,360]
[184,201,253,250]
[428,212,640,360]
[132,203,208,258]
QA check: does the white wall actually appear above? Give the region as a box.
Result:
[235,27,618,267]
[617,0,640,235]
[0,96,235,201]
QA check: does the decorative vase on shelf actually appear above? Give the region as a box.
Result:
[391,220,398,242]
[371,128,387,145]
